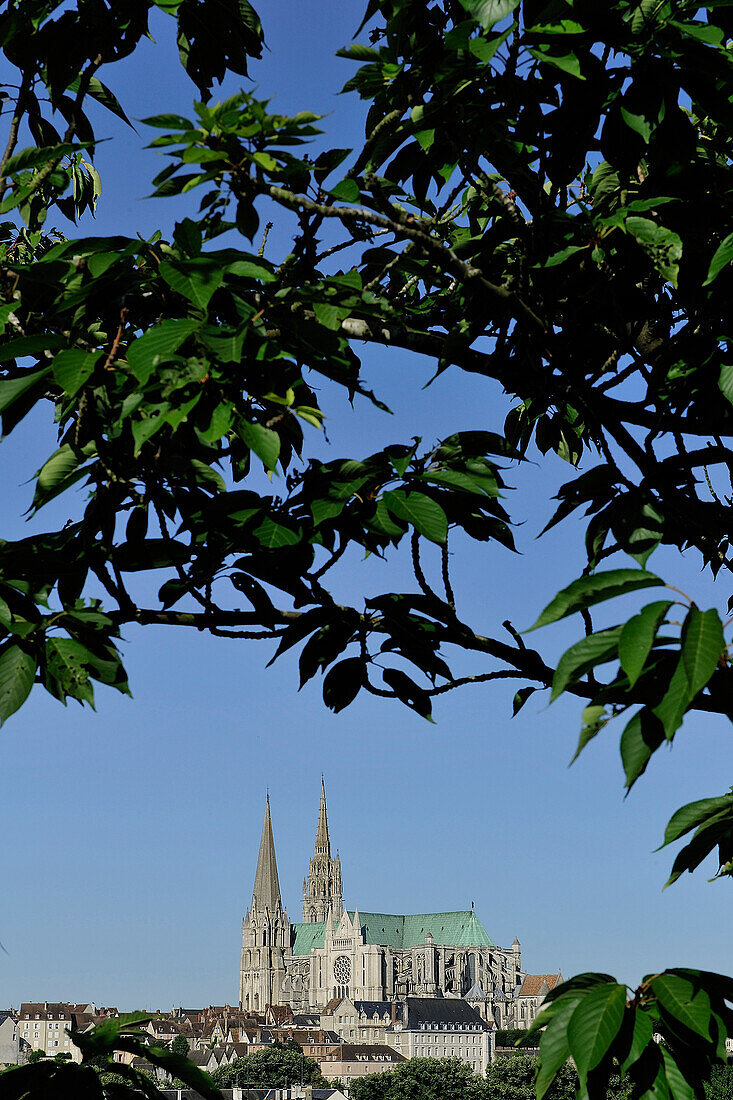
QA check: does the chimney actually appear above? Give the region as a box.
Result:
[391,999,396,1026]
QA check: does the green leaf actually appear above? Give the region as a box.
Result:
[618,601,672,688]
[239,421,281,471]
[132,411,166,454]
[567,982,627,1086]
[651,973,714,1043]
[52,349,101,400]
[190,460,226,492]
[551,627,622,701]
[114,539,190,571]
[458,0,520,30]
[512,685,537,715]
[126,320,200,384]
[625,217,683,287]
[660,1046,696,1100]
[469,28,511,61]
[1,141,93,176]
[33,444,89,510]
[323,657,366,713]
[540,244,588,268]
[336,43,381,60]
[527,47,584,78]
[329,179,361,202]
[660,794,733,848]
[141,112,194,129]
[718,364,733,407]
[73,75,133,127]
[383,490,448,544]
[313,302,343,330]
[681,607,724,698]
[570,705,611,764]
[0,335,65,361]
[528,570,663,631]
[535,995,578,1100]
[382,667,433,720]
[704,231,733,285]
[620,107,652,142]
[253,517,302,548]
[0,366,51,417]
[0,643,36,724]
[653,657,690,740]
[226,258,276,282]
[620,1007,654,1073]
[620,707,665,789]
[45,638,94,706]
[159,259,224,309]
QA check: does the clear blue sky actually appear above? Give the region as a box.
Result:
[0,1,730,1012]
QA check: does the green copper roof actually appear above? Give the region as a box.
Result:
[361,911,495,948]
[292,921,326,955]
[290,910,494,955]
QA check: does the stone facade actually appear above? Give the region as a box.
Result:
[240,787,528,1025]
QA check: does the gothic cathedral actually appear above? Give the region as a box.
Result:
[240,783,525,1018]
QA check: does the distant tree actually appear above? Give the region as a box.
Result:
[706,1064,733,1100]
[350,1057,483,1100]
[26,1050,46,1064]
[486,1055,577,1100]
[212,1047,325,1089]
[485,1054,634,1100]
[494,1031,539,1050]
[349,1072,395,1100]
[170,1034,190,1059]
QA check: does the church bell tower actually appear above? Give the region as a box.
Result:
[302,779,343,923]
[240,795,290,1011]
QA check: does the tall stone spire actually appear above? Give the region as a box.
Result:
[240,794,290,1014]
[252,794,281,912]
[314,777,330,856]
[302,779,343,923]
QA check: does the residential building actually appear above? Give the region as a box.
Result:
[385,998,493,1074]
[317,1042,405,1085]
[0,1012,20,1066]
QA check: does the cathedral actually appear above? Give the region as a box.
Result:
[239,784,526,1017]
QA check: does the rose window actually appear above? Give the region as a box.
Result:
[334,955,351,985]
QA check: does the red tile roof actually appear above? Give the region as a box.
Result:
[519,974,561,996]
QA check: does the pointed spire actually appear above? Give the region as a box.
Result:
[314,777,331,856]
[252,794,282,913]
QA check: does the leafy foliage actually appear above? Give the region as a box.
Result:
[211,1047,325,1088]
[485,1054,579,1100]
[349,1056,483,1100]
[3,0,733,1098]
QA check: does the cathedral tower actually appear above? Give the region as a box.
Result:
[239,795,290,1011]
[302,779,343,923]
